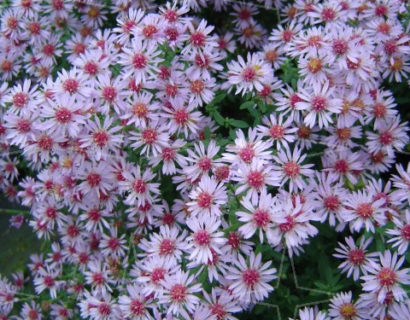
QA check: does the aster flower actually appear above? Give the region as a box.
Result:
[226,252,276,304]
[226,52,274,95]
[290,307,329,320]
[187,175,227,217]
[333,236,378,281]
[118,284,156,320]
[386,210,410,255]
[328,291,367,320]
[361,250,410,303]
[257,113,298,150]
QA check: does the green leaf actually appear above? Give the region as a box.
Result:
[213,111,225,125]
[230,119,248,128]
[212,93,226,104]
[239,101,255,110]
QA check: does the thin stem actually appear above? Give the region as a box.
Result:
[0,208,30,216]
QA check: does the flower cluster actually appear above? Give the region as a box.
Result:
[0,0,409,320]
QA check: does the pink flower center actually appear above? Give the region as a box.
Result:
[28,22,41,34]
[337,128,351,141]
[253,209,270,227]
[283,161,300,178]
[52,0,64,10]
[195,53,210,68]
[84,61,98,75]
[174,108,189,124]
[43,44,55,56]
[215,165,230,181]
[247,170,264,189]
[87,172,101,187]
[377,267,396,286]
[379,131,393,145]
[13,92,28,108]
[197,191,212,208]
[55,107,72,123]
[67,225,79,237]
[279,216,295,232]
[239,9,251,20]
[324,195,339,211]
[311,96,327,111]
[375,4,387,16]
[332,39,348,55]
[269,124,285,139]
[194,230,210,246]
[93,131,109,147]
[334,159,348,174]
[170,284,187,303]
[372,103,386,118]
[198,157,212,171]
[142,128,158,144]
[46,207,57,219]
[321,8,336,21]
[239,145,255,163]
[290,93,302,108]
[347,58,360,70]
[211,303,226,319]
[159,239,175,256]
[162,147,175,161]
[142,25,157,38]
[356,203,373,218]
[28,309,39,320]
[43,275,54,287]
[242,269,260,288]
[227,232,240,249]
[102,86,117,102]
[151,267,166,283]
[133,179,146,194]
[162,212,175,225]
[133,53,147,69]
[107,237,119,250]
[163,9,177,22]
[190,79,204,94]
[242,67,256,82]
[17,118,31,133]
[165,83,178,97]
[347,249,365,265]
[130,299,145,315]
[98,303,111,316]
[88,209,100,221]
[63,78,79,94]
[190,32,205,47]
[282,29,293,42]
[401,224,410,241]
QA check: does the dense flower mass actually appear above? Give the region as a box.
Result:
[0,0,409,320]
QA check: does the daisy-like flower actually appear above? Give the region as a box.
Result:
[186,215,226,264]
[138,226,188,266]
[236,189,284,244]
[342,190,386,233]
[298,52,332,87]
[162,102,202,138]
[4,79,40,116]
[159,270,202,319]
[181,19,218,54]
[257,113,297,150]
[54,67,90,97]
[226,252,276,304]
[33,267,62,299]
[119,39,162,83]
[40,94,87,138]
[274,193,319,256]
[323,118,362,149]
[386,210,410,255]
[187,175,227,217]
[361,250,410,303]
[222,128,273,167]
[183,140,220,182]
[272,145,314,192]
[119,165,160,207]
[232,160,280,204]
[80,116,123,161]
[204,289,242,320]
[129,120,170,157]
[226,52,274,95]
[333,236,378,281]
[118,284,156,320]
[322,148,364,185]
[310,171,348,226]
[296,80,343,128]
[100,226,127,259]
[77,160,114,200]
[94,73,129,114]
[148,139,186,175]
[328,291,367,320]
[121,91,159,129]
[366,117,409,157]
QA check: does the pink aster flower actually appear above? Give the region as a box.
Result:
[333,236,378,281]
[187,175,227,217]
[226,252,276,304]
[328,291,367,320]
[361,250,410,303]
